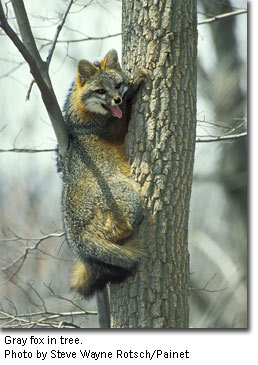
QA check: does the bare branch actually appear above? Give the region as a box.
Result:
[11,0,43,65]
[0,126,56,152]
[44,282,87,313]
[190,273,228,293]
[24,0,74,100]
[0,232,65,282]
[0,148,55,153]
[0,230,65,243]
[0,3,39,69]
[27,282,48,312]
[198,9,247,26]
[0,309,96,320]
[96,287,110,328]
[0,0,69,155]
[0,132,247,153]
[197,118,243,131]
[37,32,121,46]
[0,61,25,79]
[0,124,7,133]
[25,79,35,100]
[196,131,247,143]
[0,307,97,328]
[46,0,74,68]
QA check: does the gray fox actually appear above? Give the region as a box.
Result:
[57,49,146,297]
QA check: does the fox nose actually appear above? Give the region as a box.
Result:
[114,96,122,105]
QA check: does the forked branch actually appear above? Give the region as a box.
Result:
[0,0,69,156]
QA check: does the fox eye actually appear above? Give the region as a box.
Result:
[96,89,106,94]
[115,83,122,89]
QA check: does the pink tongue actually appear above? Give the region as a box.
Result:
[109,105,122,119]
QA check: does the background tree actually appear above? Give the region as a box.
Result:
[190,0,247,327]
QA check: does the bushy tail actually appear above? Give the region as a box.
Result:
[75,230,143,270]
[70,232,144,297]
[71,259,138,297]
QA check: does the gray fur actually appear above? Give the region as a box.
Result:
[57,50,146,297]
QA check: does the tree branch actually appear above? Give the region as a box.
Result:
[0,3,38,68]
[0,148,55,153]
[196,131,247,143]
[0,232,65,282]
[0,307,97,329]
[190,273,228,293]
[37,32,121,46]
[46,0,74,68]
[11,0,43,65]
[0,130,247,153]
[96,287,110,328]
[198,9,247,26]
[0,0,69,156]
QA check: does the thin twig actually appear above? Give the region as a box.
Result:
[196,131,247,143]
[0,232,65,282]
[27,282,48,312]
[198,9,247,26]
[46,0,74,68]
[26,0,73,99]
[0,62,25,79]
[37,32,122,46]
[44,282,87,312]
[0,133,247,153]
[0,148,55,153]
[25,79,35,100]
[0,309,96,320]
[0,308,97,328]
[191,273,228,293]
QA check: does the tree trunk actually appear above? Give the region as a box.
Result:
[109,0,197,328]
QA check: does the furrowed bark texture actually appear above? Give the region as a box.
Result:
[109,0,197,328]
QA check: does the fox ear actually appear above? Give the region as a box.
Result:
[101,49,122,71]
[77,60,99,85]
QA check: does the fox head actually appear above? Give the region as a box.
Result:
[74,50,129,119]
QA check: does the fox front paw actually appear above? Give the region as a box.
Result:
[133,69,150,86]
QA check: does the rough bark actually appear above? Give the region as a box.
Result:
[109,0,197,328]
